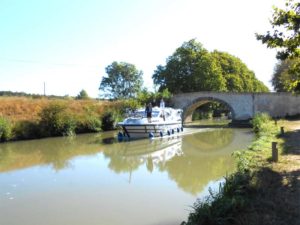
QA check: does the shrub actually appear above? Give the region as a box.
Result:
[13,120,41,140]
[76,114,102,133]
[251,113,277,136]
[39,102,76,136]
[101,110,122,131]
[0,117,12,141]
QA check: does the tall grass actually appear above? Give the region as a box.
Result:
[182,113,280,225]
[0,97,129,141]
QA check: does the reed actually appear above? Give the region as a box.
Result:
[0,96,126,140]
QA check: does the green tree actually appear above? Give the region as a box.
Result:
[153,40,268,93]
[152,39,226,94]
[212,51,269,92]
[272,58,300,93]
[76,89,90,100]
[99,61,143,99]
[256,0,300,60]
[137,88,172,106]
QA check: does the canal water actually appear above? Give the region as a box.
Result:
[0,128,253,225]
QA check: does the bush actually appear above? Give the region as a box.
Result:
[76,114,102,133]
[39,102,76,136]
[13,120,41,140]
[101,110,122,131]
[251,113,277,136]
[0,117,12,141]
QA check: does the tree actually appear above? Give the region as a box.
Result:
[272,58,300,93]
[152,39,226,94]
[99,62,143,99]
[76,89,90,100]
[211,51,269,92]
[153,39,268,93]
[256,0,300,60]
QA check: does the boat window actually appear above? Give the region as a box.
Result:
[132,111,146,117]
[152,111,160,117]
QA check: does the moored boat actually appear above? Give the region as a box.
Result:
[117,107,183,138]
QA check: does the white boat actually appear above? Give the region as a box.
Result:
[117,107,183,138]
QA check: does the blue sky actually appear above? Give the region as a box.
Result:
[0,0,282,97]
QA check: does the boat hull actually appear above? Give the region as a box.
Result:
[119,122,182,138]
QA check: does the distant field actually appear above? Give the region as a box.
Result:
[0,96,115,122]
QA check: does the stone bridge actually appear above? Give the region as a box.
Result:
[171,92,300,122]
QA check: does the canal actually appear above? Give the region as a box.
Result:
[0,128,253,225]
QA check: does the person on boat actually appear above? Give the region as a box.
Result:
[160,98,165,121]
[145,103,152,123]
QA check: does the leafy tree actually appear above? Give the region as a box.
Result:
[153,40,268,93]
[153,39,227,94]
[256,0,300,60]
[137,88,172,106]
[272,58,300,93]
[76,89,90,100]
[99,61,143,99]
[212,51,269,92]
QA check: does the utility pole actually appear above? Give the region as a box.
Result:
[44,82,46,96]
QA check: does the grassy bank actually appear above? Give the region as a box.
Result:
[0,96,130,141]
[182,114,300,225]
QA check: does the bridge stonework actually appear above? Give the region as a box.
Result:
[171,92,300,122]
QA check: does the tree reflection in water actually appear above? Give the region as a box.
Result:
[0,128,252,195]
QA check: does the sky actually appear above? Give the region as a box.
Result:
[0,0,283,98]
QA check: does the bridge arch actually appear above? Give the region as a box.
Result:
[182,96,236,123]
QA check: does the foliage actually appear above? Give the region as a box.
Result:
[76,89,90,100]
[137,88,172,106]
[99,61,143,99]
[256,0,300,60]
[0,117,12,141]
[13,120,41,140]
[182,113,280,225]
[272,58,300,93]
[251,113,273,134]
[182,172,252,225]
[39,102,76,136]
[75,107,102,133]
[212,51,269,92]
[153,39,268,93]
[0,91,72,99]
[101,110,122,131]
[153,39,226,93]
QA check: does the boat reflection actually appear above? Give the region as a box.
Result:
[101,128,252,195]
[0,128,252,195]
[102,136,183,174]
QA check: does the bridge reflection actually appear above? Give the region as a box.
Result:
[0,128,252,195]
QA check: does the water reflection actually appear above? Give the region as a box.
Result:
[0,128,253,225]
[0,128,252,195]
[101,129,251,194]
[0,133,103,172]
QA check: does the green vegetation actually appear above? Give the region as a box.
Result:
[0,97,120,141]
[182,113,281,225]
[152,39,269,93]
[0,117,12,141]
[99,61,143,99]
[76,89,90,100]
[256,0,300,60]
[39,102,77,137]
[272,58,300,93]
[0,88,172,142]
[256,0,300,94]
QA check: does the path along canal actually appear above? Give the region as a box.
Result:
[0,128,253,225]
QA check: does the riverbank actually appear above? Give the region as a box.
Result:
[0,96,126,141]
[182,115,300,225]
